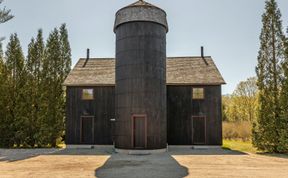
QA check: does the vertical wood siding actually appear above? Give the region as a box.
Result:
[167,85,222,145]
[65,86,115,145]
[115,22,167,149]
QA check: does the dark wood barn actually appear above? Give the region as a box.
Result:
[63,57,225,147]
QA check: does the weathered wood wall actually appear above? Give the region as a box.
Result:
[167,85,222,145]
[115,21,167,149]
[65,86,115,145]
[65,85,222,146]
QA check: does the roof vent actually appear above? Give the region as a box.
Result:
[83,48,90,68]
[201,46,208,65]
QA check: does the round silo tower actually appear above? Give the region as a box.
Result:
[114,0,168,152]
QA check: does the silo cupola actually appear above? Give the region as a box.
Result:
[114,0,168,33]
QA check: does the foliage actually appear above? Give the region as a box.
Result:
[278,28,288,152]
[222,77,257,122]
[0,24,71,148]
[222,121,252,141]
[40,25,71,147]
[25,30,45,147]
[0,0,13,24]
[223,140,259,154]
[253,0,288,153]
[0,0,13,42]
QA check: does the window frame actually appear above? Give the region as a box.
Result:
[81,88,94,100]
[192,87,205,100]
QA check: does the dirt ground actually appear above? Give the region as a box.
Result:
[0,147,288,178]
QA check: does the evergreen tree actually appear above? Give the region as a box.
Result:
[0,0,13,42]
[0,42,11,147]
[0,0,13,24]
[0,25,71,148]
[59,23,71,79]
[253,0,287,153]
[59,23,72,144]
[41,28,64,147]
[4,33,26,147]
[278,29,288,152]
[25,29,45,147]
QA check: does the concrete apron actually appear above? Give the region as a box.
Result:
[66,145,222,154]
[115,148,167,155]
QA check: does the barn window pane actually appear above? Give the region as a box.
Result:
[82,89,94,100]
[193,88,204,99]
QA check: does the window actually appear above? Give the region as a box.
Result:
[82,89,94,100]
[192,88,204,99]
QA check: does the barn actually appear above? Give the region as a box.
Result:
[63,0,225,151]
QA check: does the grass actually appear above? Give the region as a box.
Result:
[223,139,288,159]
[223,139,258,154]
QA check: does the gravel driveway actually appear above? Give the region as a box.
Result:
[0,147,288,178]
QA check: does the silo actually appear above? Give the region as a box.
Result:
[114,0,168,151]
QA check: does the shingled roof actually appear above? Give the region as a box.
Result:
[63,57,225,86]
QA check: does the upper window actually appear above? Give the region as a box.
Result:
[192,88,204,99]
[82,89,94,100]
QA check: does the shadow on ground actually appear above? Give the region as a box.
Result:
[51,147,114,155]
[168,146,247,155]
[94,147,248,178]
[0,148,60,162]
[0,146,247,163]
[95,153,188,178]
[0,147,114,162]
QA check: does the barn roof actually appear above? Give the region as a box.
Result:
[63,57,225,86]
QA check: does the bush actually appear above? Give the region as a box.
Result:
[223,121,252,141]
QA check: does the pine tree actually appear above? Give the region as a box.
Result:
[253,0,287,153]
[4,33,26,147]
[25,30,45,147]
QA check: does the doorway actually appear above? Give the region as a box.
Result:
[132,115,147,149]
[192,116,206,145]
[80,116,94,144]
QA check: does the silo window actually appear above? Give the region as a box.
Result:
[82,89,94,100]
[192,88,204,99]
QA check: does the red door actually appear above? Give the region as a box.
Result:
[192,116,206,145]
[81,116,94,144]
[132,115,147,148]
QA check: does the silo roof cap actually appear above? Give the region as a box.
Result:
[114,0,168,33]
[126,0,162,9]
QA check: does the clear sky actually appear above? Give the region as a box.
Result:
[1,0,288,94]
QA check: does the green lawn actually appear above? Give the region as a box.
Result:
[222,139,259,154]
[223,139,288,159]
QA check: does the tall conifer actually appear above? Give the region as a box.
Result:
[25,30,45,147]
[41,28,63,147]
[253,0,286,152]
[279,29,288,152]
[0,42,11,147]
[4,33,26,147]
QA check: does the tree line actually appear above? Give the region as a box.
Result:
[223,77,258,123]
[0,25,71,148]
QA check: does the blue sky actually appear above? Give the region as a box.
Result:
[1,0,288,94]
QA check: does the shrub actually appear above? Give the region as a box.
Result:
[223,121,252,141]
